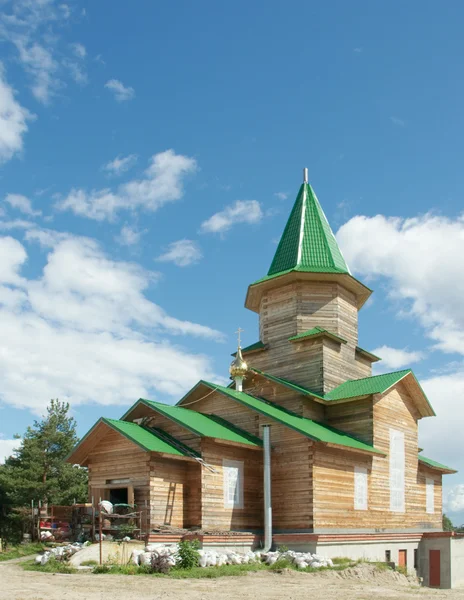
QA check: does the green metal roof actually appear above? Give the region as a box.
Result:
[231,341,266,357]
[419,454,457,473]
[201,381,384,455]
[289,326,347,345]
[134,398,262,447]
[103,418,196,456]
[325,370,412,401]
[69,417,196,460]
[267,183,349,278]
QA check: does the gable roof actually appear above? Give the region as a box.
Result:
[419,454,457,474]
[288,326,347,345]
[355,346,382,363]
[199,381,384,456]
[250,367,435,416]
[123,398,262,448]
[267,183,350,277]
[67,417,197,465]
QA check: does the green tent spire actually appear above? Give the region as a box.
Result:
[267,181,350,277]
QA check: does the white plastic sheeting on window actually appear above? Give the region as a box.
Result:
[426,478,435,514]
[389,429,405,512]
[223,459,244,508]
[354,466,368,510]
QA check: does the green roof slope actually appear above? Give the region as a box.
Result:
[267,183,349,278]
[201,382,384,455]
[419,454,457,473]
[100,418,194,456]
[288,326,347,344]
[325,370,411,400]
[136,399,262,447]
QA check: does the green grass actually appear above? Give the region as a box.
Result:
[0,543,46,562]
[91,562,268,578]
[22,557,77,574]
[80,560,98,566]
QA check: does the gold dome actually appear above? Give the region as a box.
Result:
[229,346,248,378]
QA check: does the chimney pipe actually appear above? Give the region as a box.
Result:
[303,168,308,184]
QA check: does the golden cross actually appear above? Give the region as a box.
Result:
[235,327,244,347]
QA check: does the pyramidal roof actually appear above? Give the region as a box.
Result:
[267,181,350,277]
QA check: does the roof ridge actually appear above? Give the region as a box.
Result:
[334,369,411,385]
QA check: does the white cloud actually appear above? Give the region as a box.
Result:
[390,116,405,127]
[70,42,86,58]
[5,193,41,216]
[57,149,197,221]
[116,225,144,246]
[0,1,88,102]
[274,192,288,201]
[371,345,425,370]
[200,200,263,234]
[63,59,88,86]
[0,232,224,414]
[157,239,202,267]
[0,438,21,464]
[446,485,464,514]
[16,40,59,103]
[336,213,464,356]
[419,371,464,504]
[103,154,138,176]
[0,219,35,231]
[0,65,33,163]
[105,79,135,102]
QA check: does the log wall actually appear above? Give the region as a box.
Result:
[201,439,263,530]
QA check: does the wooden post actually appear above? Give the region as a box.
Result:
[99,509,102,566]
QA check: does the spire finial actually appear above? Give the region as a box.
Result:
[235,327,244,347]
[303,168,308,184]
[230,328,248,391]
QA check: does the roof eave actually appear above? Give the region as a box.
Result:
[245,270,372,313]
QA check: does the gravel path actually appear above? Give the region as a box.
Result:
[1,559,463,600]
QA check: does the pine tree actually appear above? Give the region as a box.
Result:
[0,399,88,508]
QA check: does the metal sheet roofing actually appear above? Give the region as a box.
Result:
[250,368,434,416]
[68,417,196,463]
[201,381,384,455]
[136,398,262,447]
[288,326,347,345]
[267,183,350,277]
[419,454,457,473]
[325,370,412,401]
[102,418,195,456]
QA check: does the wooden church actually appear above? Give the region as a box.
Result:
[68,171,457,567]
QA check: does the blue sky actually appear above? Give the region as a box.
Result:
[0,0,463,522]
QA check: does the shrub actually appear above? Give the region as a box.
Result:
[151,553,172,574]
[269,557,293,571]
[277,544,289,553]
[93,564,111,574]
[175,540,200,570]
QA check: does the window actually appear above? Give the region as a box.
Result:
[414,549,418,570]
[223,459,244,508]
[385,550,391,562]
[389,429,405,512]
[426,478,435,514]
[354,466,368,510]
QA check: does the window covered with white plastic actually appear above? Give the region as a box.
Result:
[426,477,434,514]
[223,459,244,508]
[389,429,405,512]
[354,466,368,510]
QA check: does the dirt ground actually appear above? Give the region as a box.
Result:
[1,560,464,600]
